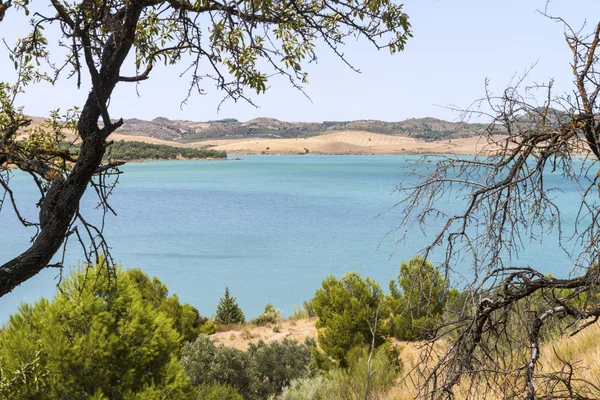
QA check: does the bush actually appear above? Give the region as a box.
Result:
[199,320,218,335]
[215,287,245,324]
[387,257,448,341]
[325,345,401,400]
[181,335,253,398]
[251,303,280,325]
[277,345,401,400]
[195,383,243,400]
[182,336,314,399]
[312,272,389,363]
[248,338,314,399]
[0,261,193,399]
[277,376,330,400]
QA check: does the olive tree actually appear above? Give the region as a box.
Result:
[398,17,600,399]
[0,0,412,296]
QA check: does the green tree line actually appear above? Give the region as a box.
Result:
[65,140,228,161]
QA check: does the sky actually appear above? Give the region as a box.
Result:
[1,0,599,122]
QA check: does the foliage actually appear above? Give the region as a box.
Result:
[105,140,226,160]
[215,287,246,324]
[198,320,218,335]
[326,345,401,400]
[181,335,253,398]
[277,376,330,400]
[208,118,240,124]
[126,268,201,344]
[278,345,401,400]
[248,338,314,399]
[195,383,243,400]
[0,261,193,399]
[181,335,314,399]
[387,257,448,340]
[312,272,389,363]
[58,140,227,162]
[251,303,281,326]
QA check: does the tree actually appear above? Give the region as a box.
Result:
[181,334,314,399]
[387,256,448,340]
[0,0,412,297]
[0,261,193,398]
[247,338,314,399]
[215,286,245,324]
[181,335,253,398]
[126,268,202,344]
[312,272,388,363]
[397,17,600,399]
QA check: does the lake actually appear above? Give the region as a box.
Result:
[0,155,587,322]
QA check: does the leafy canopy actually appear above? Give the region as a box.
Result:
[387,256,448,340]
[181,334,314,399]
[312,271,388,362]
[0,262,193,399]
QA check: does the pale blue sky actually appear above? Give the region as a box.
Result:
[1,0,599,122]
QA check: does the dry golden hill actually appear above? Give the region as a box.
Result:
[191,131,502,155]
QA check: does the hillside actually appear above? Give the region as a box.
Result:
[18,115,505,155]
[112,116,490,143]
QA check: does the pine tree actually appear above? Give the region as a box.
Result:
[0,261,193,398]
[215,287,245,324]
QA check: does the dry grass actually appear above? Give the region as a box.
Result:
[387,323,600,399]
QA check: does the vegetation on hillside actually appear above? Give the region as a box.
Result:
[0,261,196,398]
[64,140,227,161]
[112,116,491,143]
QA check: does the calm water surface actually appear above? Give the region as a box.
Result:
[0,155,586,322]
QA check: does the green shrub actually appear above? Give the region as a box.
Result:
[312,272,389,363]
[277,345,401,400]
[0,261,193,399]
[199,320,218,335]
[181,335,252,398]
[324,345,401,400]
[248,338,314,399]
[277,376,330,400]
[215,287,245,324]
[182,336,314,399]
[251,303,280,325]
[387,256,447,340]
[195,383,243,400]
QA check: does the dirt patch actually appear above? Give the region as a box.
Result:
[210,318,318,351]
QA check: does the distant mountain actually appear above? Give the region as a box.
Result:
[112,116,490,143]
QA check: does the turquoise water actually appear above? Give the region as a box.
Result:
[0,155,587,322]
